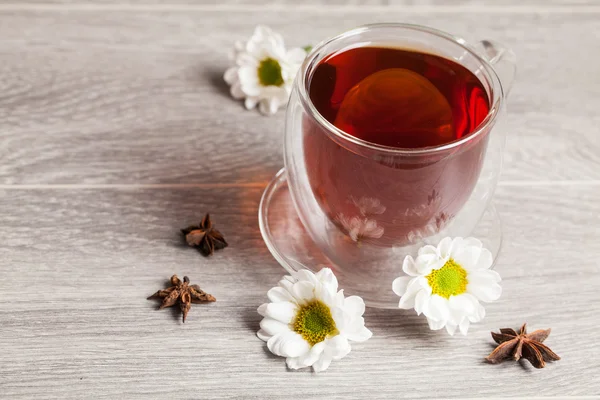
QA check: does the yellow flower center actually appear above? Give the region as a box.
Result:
[292,300,338,346]
[257,57,284,87]
[426,258,468,299]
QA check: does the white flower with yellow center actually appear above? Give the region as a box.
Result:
[392,237,502,335]
[223,25,307,115]
[257,268,372,372]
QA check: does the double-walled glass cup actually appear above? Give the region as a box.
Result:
[260,24,515,308]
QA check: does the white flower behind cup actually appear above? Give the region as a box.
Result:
[257,268,372,372]
[392,237,502,335]
[223,25,307,115]
[351,196,386,217]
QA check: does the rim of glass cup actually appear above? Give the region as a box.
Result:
[296,23,504,156]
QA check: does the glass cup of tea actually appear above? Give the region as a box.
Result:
[259,23,516,308]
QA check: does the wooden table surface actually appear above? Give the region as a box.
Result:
[1,1,599,399]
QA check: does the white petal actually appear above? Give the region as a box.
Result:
[437,237,453,258]
[469,303,486,322]
[223,67,238,84]
[292,280,315,302]
[424,295,450,322]
[361,219,384,238]
[452,246,481,271]
[344,296,365,316]
[267,331,310,358]
[287,342,326,370]
[414,253,438,275]
[270,97,280,114]
[260,317,290,336]
[445,321,458,336]
[334,289,345,308]
[265,41,287,61]
[475,248,494,270]
[448,293,478,317]
[240,80,260,97]
[287,47,308,64]
[331,306,350,332]
[392,276,412,297]
[238,65,259,85]
[273,32,286,50]
[459,318,470,335]
[447,237,465,258]
[338,301,371,342]
[278,277,295,293]
[468,270,501,287]
[312,352,333,373]
[402,255,419,276]
[398,278,430,310]
[258,97,280,115]
[398,292,416,310]
[257,329,271,342]
[267,286,294,303]
[300,341,326,367]
[253,25,270,39]
[468,282,502,303]
[263,302,297,324]
[258,99,271,115]
[418,244,438,257]
[415,253,437,266]
[294,269,318,285]
[281,64,300,83]
[325,335,352,360]
[414,289,429,316]
[244,97,258,110]
[236,52,258,67]
[346,325,372,343]
[427,317,446,330]
[230,82,245,99]
[285,356,305,370]
[247,26,269,53]
[463,237,483,249]
[488,269,502,282]
[316,283,338,306]
[316,268,339,289]
[257,303,268,317]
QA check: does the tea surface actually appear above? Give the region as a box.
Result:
[309,46,490,148]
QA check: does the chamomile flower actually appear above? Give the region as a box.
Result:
[223,25,307,115]
[257,268,372,372]
[337,214,384,242]
[351,196,386,217]
[392,237,502,335]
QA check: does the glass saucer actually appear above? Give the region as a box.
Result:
[259,168,503,309]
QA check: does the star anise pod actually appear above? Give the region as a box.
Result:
[181,213,228,256]
[485,323,560,368]
[147,275,216,323]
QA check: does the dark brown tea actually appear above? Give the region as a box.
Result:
[309,46,490,148]
[303,46,492,246]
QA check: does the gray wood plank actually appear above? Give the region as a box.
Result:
[0,1,595,6]
[0,10,599,184]
[0,185,599,398]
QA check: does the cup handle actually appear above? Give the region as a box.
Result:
[475,40,517,97]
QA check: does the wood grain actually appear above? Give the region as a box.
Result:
[0,1,595,7]
[1,3,599,399]
[0,185,599,399]
[0,10,599,184]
